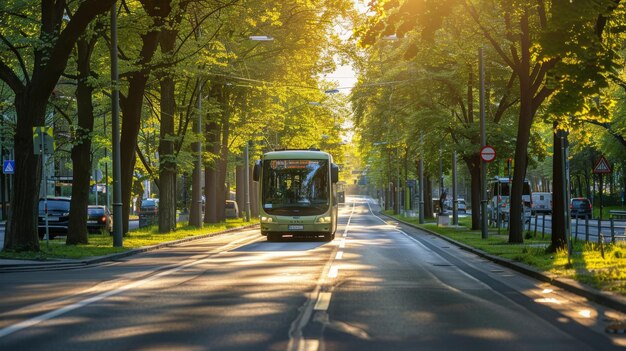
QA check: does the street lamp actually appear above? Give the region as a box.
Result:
[111,1,123,247]
[249,35,274,41]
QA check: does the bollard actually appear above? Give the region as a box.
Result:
[585,216,590,242]
[599,232,605,259]
[598,217,602,244]
[610,217,615,244]
[533,213,538,238]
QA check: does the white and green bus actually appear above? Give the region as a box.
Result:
[253,149,339,242]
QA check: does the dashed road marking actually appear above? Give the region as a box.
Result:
[328,265,339,278]
[314,292,332,311]
[335,251,344,260]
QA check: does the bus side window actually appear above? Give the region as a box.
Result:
[253,160,261,182]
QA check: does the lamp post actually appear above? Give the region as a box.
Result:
[479,47,488,239]
[419,133,424,224]
[111,1,123,247]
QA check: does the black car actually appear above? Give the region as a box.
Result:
[87,205,112,234]
[139,198,159,227]
[38,197,71,239]
[570,197,592,219]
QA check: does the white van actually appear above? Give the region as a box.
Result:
[531,192,552,214]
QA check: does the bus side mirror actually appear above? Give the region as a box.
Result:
[331,164,339,183]
[252,160,261,182]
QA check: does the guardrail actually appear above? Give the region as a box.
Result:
[609,210,626,243]
[523,212,626,244]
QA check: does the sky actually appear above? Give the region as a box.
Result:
[319,0,369,93]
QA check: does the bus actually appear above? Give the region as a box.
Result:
[487,177,532,225]
[252,149,339,242]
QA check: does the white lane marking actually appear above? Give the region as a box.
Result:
[0,233,260,339]
[314,292,332,311]
[288,200,356,351]
[364,199,497,289]
[328,265,339,278]
[300,339,320,351]
[335,251,344,260]
[339,239,346,248]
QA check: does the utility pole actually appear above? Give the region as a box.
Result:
[418,133,424,224]
[111,2,123,247]
[480,47,488,239]
[452,151,458,225]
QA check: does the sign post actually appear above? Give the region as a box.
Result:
[592,155,612,221]
[34,126,54,247]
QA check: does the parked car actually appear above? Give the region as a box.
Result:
[443,198,466,213]
[570,197,592,219]
[457,198,467,213]
[38,197,71,239]
[87,205,112,234]
[225,200,239,219]
[139,198,159,227]
[531,192,552,215]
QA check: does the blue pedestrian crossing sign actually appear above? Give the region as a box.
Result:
[3,160,14,174]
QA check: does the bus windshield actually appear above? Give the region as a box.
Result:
[262,159,330,215]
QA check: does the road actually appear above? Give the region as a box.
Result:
[0,197,624,350]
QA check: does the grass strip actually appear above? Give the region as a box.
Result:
[0,219,255,261]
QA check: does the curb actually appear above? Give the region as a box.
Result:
[0,223,260,273]
[380,213,626,314]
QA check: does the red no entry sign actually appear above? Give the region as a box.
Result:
[480,145,496,163]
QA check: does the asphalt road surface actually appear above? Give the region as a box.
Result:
[0,197,624,350]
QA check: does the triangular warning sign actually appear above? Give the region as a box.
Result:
[3,162,13,173]
[593,156,612,174]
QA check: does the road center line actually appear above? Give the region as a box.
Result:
[288,200,356,351]
[314,292,333,311]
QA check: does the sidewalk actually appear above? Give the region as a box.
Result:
[381,213,626,315]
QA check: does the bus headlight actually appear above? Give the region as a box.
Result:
[261,216,274,223]
[316,216,331,224]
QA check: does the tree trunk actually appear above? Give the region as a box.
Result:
[236,165,244,218]
[215,99,231,222]
[157,28,178,234]
[67,36,96,245]
[204,119,220,223]
[189,81,203,227]
[119,7,164,234]
[424,175,433,219]
[509,9,532,244]
[2,0,117,251]
[549,128,567,252]
[5,94,46,251]
[463,154,481,230]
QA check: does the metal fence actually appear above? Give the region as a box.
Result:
[521,210,626,243]
[489,210,626,243]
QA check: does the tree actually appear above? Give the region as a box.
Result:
[0,0,116,251]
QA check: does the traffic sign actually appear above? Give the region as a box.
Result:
[33,126,54,155]
[3,160,14,174]
[480,145,496,163]
[593,155,612,174]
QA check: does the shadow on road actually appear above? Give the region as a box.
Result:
[233,239,327,252]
